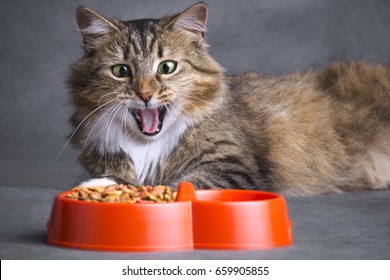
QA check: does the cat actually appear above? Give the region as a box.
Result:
[67,2,390,195]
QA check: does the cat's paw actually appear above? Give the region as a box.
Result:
[77,177,117,188]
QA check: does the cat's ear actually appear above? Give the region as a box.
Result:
[76,7,119,49]
[165,2,208,40]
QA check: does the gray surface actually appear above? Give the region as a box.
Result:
[1,186,390,259]
[1,0,390,259]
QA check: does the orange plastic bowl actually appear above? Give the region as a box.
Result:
[47,191,193,252]
[191,188,293,250]
[47,182,292,252]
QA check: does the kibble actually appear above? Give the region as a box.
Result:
[65,184,177,203]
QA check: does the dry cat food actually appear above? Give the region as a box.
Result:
[65,184,177,203]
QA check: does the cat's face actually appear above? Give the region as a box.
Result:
[69,3,223,143]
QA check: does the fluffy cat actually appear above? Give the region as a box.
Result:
[67,2,390,195]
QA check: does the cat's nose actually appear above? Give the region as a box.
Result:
[138,92,153,104]
[136,81,154,104]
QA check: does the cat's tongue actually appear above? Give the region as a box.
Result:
[137,108,159,134]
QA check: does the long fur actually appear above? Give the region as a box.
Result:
[67,3,390,195]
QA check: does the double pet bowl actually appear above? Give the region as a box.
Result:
[47,182,293,251]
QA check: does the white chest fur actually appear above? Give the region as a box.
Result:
[123,126,186,184]
[88,110,187,184]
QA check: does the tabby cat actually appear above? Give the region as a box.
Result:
[67,2,390,195]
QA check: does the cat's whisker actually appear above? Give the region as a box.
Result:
[163,102,195,147]
[163,101,187,126]
[173,104,202,159]
[104,100,125,170]
[176,96,244,150]
[56,98,117,161]
[101,102,121,167]
[158,103,201,182]
[124,105,132,138]
[171,96,225,134]
[164,96,222,162]
[98,91,123,108]
[186,93,241,119]
[120,104,130,139]
[79,102,121,163]
[163,99,193,133]
[181,94,236,121]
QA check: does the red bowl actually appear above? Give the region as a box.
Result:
[47,192,193,252]
[191,189,293,249]
[47,182,292,251]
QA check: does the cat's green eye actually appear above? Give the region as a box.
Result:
[157,60,177,75]
[112,64,131,78]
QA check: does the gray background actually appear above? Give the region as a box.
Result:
[1,0,390,259]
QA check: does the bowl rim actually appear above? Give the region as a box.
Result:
[57,189,283,206]
[192,189,284,205]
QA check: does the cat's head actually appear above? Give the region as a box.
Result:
[68,2,224,145]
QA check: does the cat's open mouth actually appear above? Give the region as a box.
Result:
[131,107,166,136]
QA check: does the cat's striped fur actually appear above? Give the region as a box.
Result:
[68,3,390,195]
